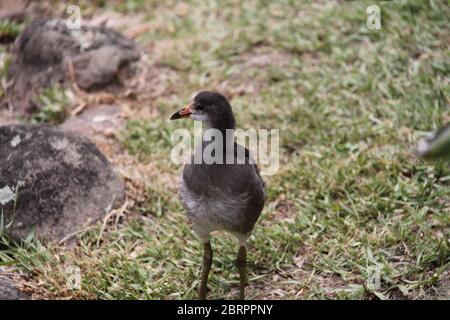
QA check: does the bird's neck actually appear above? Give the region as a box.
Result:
[206,113,235,134]
[202,128,234,146]
[202,115,235,154]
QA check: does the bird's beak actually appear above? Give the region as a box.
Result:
[170,103,192,120]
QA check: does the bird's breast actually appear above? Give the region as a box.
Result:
[179,173,257,233]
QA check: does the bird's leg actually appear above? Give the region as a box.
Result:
[236,245,247,300]
[199,241,213,300]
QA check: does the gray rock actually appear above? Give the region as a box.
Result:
[5,19,140,114]
[0,124,125,242]
[61,104,123,142]
[0,272,30,300]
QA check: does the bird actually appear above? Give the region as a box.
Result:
[170,91,265,299]
[416,123,450,160]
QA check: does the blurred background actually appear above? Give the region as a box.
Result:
[0,0,448,299]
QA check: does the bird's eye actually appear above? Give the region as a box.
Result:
[195,104,205,111]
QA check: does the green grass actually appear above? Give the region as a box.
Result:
[30,86,70,124]
[0,20,23,42]
[0,0,449,299]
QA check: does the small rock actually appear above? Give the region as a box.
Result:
[5,19,140,114]
[61,104,123,142]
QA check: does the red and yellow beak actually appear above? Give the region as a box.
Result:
[170,103,192,120]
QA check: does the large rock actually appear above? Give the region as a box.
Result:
[0,268,29,300]
[0,124,125,242]
[5,19,140,114]
[0,278,29,300]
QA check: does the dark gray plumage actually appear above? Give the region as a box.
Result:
[181,142,265,241]
[170,91,265,299]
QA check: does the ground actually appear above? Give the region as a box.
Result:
[0,0,449,299]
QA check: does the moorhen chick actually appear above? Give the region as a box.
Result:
[170,91,265,300]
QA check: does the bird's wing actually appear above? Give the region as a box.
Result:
[234,143,266,191]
